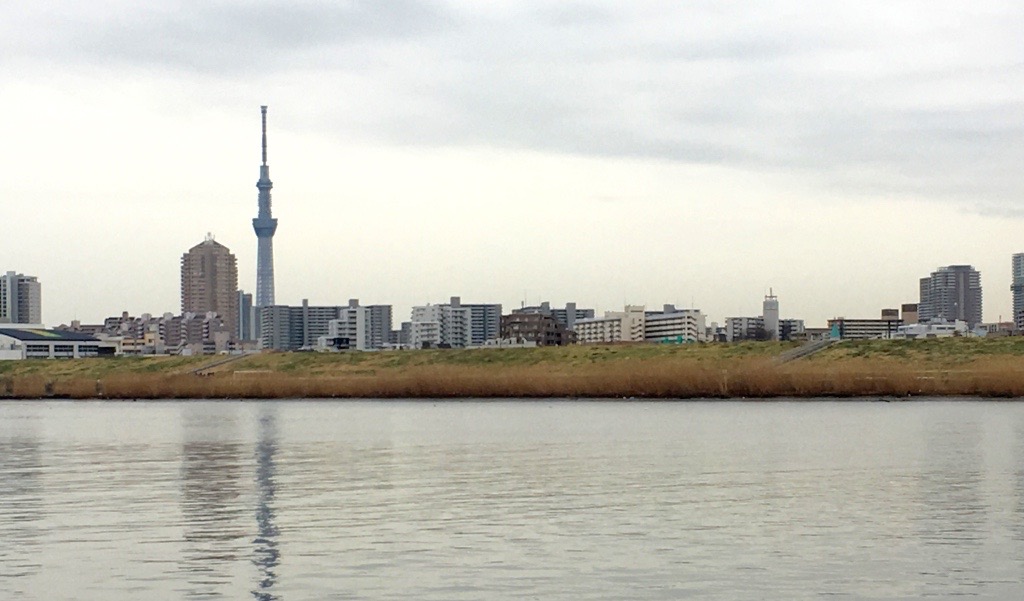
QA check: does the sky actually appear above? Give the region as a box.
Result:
[3,1,1023,327]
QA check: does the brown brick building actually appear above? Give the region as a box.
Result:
[180,235,239,336]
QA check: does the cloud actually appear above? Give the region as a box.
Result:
[5,0,1024,209]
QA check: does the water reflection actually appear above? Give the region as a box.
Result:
[918,420,984,537]
[5,400,1024,600]
[252,408,280,601]
[1013,419,1024,546]
[0,436,43,581]
[179,409,248,599]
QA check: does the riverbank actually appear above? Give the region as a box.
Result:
[2,338,1024,399]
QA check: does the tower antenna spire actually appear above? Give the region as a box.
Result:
[261,105,268,166]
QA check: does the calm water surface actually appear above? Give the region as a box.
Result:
[2,399,1024,599]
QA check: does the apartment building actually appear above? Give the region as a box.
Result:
[0,271,41,325]
[500,313,571,346]
[644,305,707,343]
[320,299,393,351]
[574,305,646,344]
[180,235,239,335]
[512,302,595,332]
[919,265,982,327]
[409,297,501,348]
[259,300,347,350]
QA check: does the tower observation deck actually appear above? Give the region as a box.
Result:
[253,105,278,307]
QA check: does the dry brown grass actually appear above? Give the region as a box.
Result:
[4,353,1024,399]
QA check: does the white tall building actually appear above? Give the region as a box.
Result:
[763,290,780,341]
[409,297,501,348]
[1012,253,1024,328]
[0,271,42,325]
[410,304,443,349]
[323,299,393,351]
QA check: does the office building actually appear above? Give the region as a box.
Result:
[238,291,255,341]
[919,265,982,327]
[180,234,239,335]
[0,271,41,325]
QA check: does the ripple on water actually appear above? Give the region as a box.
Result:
[1,400,1024,600]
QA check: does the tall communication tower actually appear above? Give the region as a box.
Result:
[253,105,278,307]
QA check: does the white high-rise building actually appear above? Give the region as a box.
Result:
[1012,254,1024,329]
[324,299,393,351]
[763,290,780,341]
[410,304,442,349]
[0,271,42,325]
[409,297,501,348]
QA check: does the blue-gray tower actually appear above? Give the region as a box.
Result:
[253,105,277,307]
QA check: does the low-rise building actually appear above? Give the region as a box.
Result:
[827,317,903,340]
[974,321,1015,337]
[893,320,968,339]
[901,303,919,325]
[0,328,112,360]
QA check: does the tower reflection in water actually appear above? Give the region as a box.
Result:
[252,408,280,601]
[179,408,248,600]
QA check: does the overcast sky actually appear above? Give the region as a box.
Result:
[3,1,1023,326]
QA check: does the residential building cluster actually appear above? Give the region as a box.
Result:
[6,249,1024,360]
[3,109,1024,359]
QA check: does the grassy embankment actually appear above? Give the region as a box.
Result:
[3,337,1024,399]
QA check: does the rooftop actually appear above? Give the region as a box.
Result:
[0,328,99,342]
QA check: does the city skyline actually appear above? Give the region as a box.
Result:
[4,2,1023,326]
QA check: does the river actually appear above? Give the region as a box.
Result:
[1,399,1023,599]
